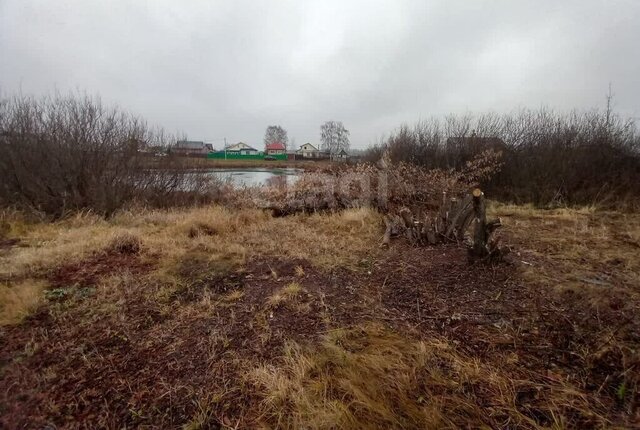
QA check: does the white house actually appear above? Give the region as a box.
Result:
[297,143,322,158]
[225,142,259,155]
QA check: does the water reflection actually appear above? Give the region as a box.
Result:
[204,168,302,187]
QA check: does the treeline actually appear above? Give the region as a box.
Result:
[364,109,640,208]
[0,93,219,218]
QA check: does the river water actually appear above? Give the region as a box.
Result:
[205,167,302,187]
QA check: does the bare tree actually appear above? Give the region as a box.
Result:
[320,121,350,159]
[605,82,614,130]
[0,92,221,217]
[264,125,288,150]
[362,104,640,208]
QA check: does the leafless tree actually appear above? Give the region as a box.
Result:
[363,104,640,208]
[0,92,221,218]
[264,125,288,150]
[320,121,350,159]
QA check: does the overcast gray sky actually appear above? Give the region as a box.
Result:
[1,0,639,148]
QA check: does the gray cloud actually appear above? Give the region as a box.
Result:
[1,0,639,148]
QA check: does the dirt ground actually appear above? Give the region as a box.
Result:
[0,205,639,428]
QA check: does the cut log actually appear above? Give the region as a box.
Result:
[380,188,506,261]
[445,194,473,241]
[469,188,506,260]
[381,214,405,248]
[399,208,414,228]
[381,216,393,248]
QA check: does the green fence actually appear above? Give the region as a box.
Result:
[207,152,287,161]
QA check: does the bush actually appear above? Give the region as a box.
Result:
[0,92,221,218]
[364,109,640,208]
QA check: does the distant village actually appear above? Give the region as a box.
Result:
[170,140,351,162]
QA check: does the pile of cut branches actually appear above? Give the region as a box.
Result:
[255,149,507,258]
[260,149,502,216]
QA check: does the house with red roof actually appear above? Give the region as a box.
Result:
[265,142,286,155]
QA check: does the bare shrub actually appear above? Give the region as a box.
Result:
[364,108,640,208]
[0,92,222,218]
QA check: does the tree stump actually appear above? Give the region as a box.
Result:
[470,188,505,260]
[380,188,507,261]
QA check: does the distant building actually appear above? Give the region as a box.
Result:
[297,143,322,158]
[173,140,213,155]
[335,149,349,162]
[226,142,259,155]
[265,142,286,155]
[141,144,168,157]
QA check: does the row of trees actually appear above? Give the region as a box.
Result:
[363,108,640,207]
[263,121,350,156]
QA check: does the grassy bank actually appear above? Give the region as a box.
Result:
[0,204,639,428]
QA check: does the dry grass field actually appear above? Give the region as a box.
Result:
[0,204,638,428]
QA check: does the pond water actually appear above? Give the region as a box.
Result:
[205,167,302,187]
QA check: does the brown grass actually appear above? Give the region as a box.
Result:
[0,205,382,329]
[0,206,382,281]
[1,204,639,428]
[490,202,640,296]
[0,279,47,325]
[266,282,304,308]
[106,231,143,255]
[249,324,602,429]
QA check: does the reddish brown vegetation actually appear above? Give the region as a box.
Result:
[1,233,638,427]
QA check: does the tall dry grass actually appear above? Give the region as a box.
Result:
[0,279,47,325]
[0,205,382,281]
[489,201,640,291]
[249,324,605,429]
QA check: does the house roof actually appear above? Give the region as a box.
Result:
[176,140,205,149]
[298,143,319,151]
[266,142,285,150]
[227,142,258,151]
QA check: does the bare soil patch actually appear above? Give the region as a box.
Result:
[47,250,154,290]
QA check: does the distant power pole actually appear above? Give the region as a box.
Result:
[203,137,228,157]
